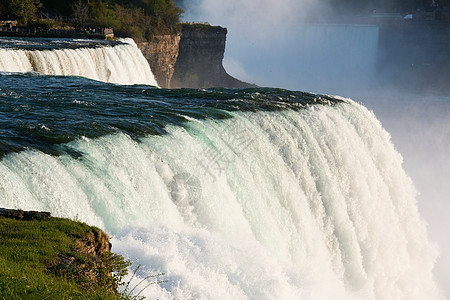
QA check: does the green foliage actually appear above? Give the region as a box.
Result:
[0,0,182,41]
[89,0,121,28]
[8,0,42,25]
[0,216,137,299]
[88,0,181,39]
[121,265,168,300]
[80,0,182,41]
[99,252,132,292]
[107,4,152,40]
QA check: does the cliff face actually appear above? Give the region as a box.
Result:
[138,24,254,89]
[138,34,181,88]
[171,24,252,88]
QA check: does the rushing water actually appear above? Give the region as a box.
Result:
[0,37,157,86]
[0,39,443,299]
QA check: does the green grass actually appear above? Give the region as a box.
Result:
[0,216,129,299]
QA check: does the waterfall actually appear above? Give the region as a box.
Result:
[0,99,440,299]
[0,38,158,86]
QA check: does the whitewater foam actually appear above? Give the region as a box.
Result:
[0,100,441,299]
[0,38,158,86]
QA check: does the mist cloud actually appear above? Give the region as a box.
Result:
[179,0,377,94]
[180,0,325,27]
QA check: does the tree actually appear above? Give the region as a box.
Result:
[72,0,88,27]
[88,0,121,28]
[9,0,42,25]
[0,0,10,19]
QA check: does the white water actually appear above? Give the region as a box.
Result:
[0,38,158,86]
[0,100,442,299]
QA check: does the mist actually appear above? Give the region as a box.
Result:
[179,0,450,298]
[178,0,378,95]
[361,92,450,299]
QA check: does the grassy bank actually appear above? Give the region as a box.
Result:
[0,213,130,299]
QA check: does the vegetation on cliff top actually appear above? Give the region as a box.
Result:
[0,214,133,299]
[0,0,182,41]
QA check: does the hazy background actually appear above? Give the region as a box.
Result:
[177,0,450,297]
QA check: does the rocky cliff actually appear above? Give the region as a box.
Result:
[138,24,254,89]
[138,34,181,88]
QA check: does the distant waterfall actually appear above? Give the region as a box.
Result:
[0,38,158,86]
[222,23,379,93]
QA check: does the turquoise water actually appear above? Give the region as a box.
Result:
[0,73,340,157]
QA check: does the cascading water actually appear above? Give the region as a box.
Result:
[0,74,442,299]
[182,3,449,294]
[0,38,158,86]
